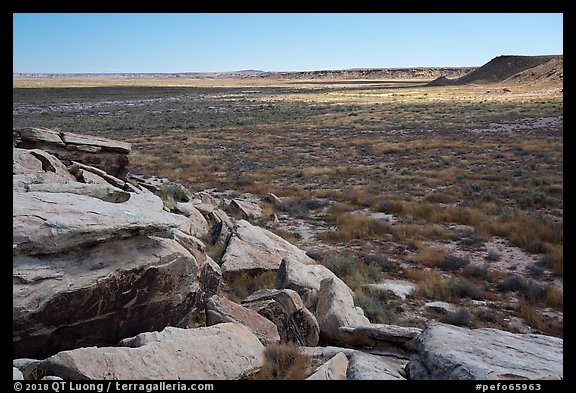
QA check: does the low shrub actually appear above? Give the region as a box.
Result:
[365,253,400,273]
[440,307,472,327]
[157,183,189,210]
[355,287,398,324]
[439,255,470,271]
[449,279,485,300]
[485,250,502,262]
[497,275,526,292]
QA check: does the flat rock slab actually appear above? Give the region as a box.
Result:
[364,280,416,299]
[407,322,563,380]
[424,301,457,314]
[13,189,179,256]
[338,324,422,350]
[39,323,264,380]
[220,220,314,277]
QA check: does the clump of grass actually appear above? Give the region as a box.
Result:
[458,232,486,248]
[462,264,490,280]
[440,307,472,327]
[541,243,563,274]
[410,269,484,302]
[409,269,452,300]
[481,215,562,255]
[250,342,310,380]
[543,286,563,310]
[226,271,277,303]
[516,303,563,338]
[187,311,207,328]
[390,223,450,243]
[278,197,312,218]
[318,213,390,243]
[411,246,447,268]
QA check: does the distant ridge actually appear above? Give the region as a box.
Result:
[13,67,475,81]
[427,55,563,86]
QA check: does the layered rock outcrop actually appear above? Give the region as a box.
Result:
[13,130,211,359]
[14,127,131,179]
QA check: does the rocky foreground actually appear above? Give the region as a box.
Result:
[12,128,563,380]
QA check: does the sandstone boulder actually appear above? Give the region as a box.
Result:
[201,256,223,298]
[173,202,196,217]
[13,359,42,379]
[227,199,263,220]
[13,368,24,380]
[206,295,280,345]
[13,148,77,190]
[406,322,563,380]
[262,192,282,205]
[219,220,314,277]
[305,352,348,380]
[194,191,220,207]
[173,204,210,238]
[39,324,264,380]
[242,289,319,346]
[277,256,346,311]
[315,277,370,345]
[207,209,235,246]
[13,134,211,361]
[193,203,216,216]
[13,234,203,359]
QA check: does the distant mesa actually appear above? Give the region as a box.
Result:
[427,54,563,86]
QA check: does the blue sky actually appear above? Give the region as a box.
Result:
[13,13,563,73]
